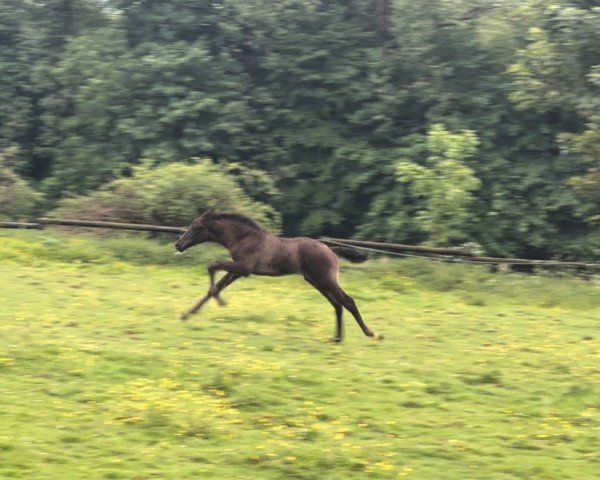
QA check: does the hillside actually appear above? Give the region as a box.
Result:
[0,230,598,479]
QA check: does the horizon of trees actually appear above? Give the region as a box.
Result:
[0,0,599,259]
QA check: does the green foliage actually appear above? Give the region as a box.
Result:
[0,171,41,221]
[222,162,281,207]
[397,124,481,245]
[1,0,599,259]
[0,150,42,220]
[41,26,134,198]
[508,27,562,112]
[51,160,281,229]
[0,2,32,169]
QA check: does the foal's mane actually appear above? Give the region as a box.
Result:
[212,213,265,232]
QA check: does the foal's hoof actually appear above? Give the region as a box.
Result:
[180,312,190,321]
[373,332,384,341]
[214,296,227,307]
[329,337,343,343]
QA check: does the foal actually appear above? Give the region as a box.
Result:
[175,210,381,342]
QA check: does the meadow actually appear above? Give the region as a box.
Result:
[0,229,598,479]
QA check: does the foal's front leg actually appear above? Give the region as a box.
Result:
[206,260,252,305]
[208,260,251,287]
[181,272,240,321]
[181,260,250,321]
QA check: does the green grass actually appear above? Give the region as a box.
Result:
[0,229,598,479]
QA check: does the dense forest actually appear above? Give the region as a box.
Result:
[0,0,598,259]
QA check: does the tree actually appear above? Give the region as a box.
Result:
[0,146,42,220]
[1,0,598,259]
[42,26,134,198]
[504,1,600,257]
[396,124,480,245]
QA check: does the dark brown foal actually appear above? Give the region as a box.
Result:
[175,210,382,341]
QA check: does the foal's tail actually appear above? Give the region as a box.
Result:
[327,244,369,263]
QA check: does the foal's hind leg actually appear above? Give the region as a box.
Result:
[305,276,344,342]
[338,289,382,340]
[321,278,382,340]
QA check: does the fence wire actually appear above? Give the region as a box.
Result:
[1,219,599,272]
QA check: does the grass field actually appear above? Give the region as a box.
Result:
[0,229,598,479]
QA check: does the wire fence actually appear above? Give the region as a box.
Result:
[1,218,599,272]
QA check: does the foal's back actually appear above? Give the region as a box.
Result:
[281,236,338,277]
[255,234,338,277]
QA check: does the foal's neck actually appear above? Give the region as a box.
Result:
[209,219,263,250]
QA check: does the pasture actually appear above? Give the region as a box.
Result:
[0,230,598,479]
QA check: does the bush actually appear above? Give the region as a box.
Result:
[50,160,281,230]
[0,167,42,221]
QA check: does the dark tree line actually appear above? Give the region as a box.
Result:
[1,0,599,259]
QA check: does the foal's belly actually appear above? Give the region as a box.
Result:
[254,241,301,276]
[255,255,300,276]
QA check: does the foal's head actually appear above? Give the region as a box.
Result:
[175,210,214,252]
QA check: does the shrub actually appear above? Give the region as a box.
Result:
[0,167,42,221]
[51,160,281,230]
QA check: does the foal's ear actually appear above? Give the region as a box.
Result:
[202,208,215,220]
